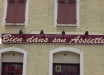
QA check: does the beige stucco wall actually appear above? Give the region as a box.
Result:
[0,0,104,34]
[0,0,104,75]
[0,44,104,75]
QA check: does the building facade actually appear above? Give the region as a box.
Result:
[0,0,104,75]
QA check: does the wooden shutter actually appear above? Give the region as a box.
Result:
[14,64,23,74]
[6,0,26,23]
[2,63,13,75]
[6,0,16,23]
[57,0,76,24]
[2,63,23,75]
[16,0,26,23]
[57,0,67,24]
[67,0,76,24]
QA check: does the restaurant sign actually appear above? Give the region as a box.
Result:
[2,34,104,44]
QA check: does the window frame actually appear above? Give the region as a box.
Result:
[49,47,84,75]
[3,0,29,26]
[0,47,27,75]
[54,0,80,27]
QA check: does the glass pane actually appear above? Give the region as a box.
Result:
[55,65,61,72]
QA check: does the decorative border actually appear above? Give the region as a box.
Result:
[49,47,84,75]
[2,0,29,26]
[0,47,27,75]
[54,0,80,27]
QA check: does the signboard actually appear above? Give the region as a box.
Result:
[2,34,104,44]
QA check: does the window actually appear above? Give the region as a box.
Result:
[53,64,80,75]
[2,63,23,75]
[54,0,79,26]
[0,47,27,75]
[3,0,29,25]
[49,47,84,75]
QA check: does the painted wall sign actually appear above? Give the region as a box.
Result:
[2,34,104,44]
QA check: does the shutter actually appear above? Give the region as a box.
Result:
[57,0,77,24]
[15,0,26,23]
[67,0,76,24]
[6,0,16,23]
[57,0,67,24]
[8,0,15,3]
